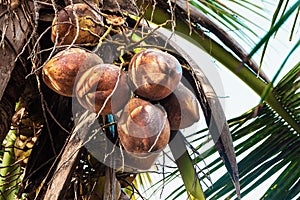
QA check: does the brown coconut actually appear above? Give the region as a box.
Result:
[117,98,170,156]
[42,48,103,97]
[51,3,105,45]
[128,49,182,100]
[160,82,200,130]
[75,64,131,115]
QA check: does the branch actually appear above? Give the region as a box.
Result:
[42,130,82,199]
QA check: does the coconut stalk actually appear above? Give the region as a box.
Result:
[169,131,205,200]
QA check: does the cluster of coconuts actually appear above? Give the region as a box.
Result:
[42,3,200,170]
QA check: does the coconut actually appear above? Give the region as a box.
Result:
[117,98,170,156]
[51,3,105,45]
[42,48,103,97]
[128,49,182,100]
[75,64,131,115]
[160,82,200,130]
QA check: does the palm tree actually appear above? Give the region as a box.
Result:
[0,0,299,199]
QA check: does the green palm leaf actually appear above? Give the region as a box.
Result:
[203,62,300,199]
[259,0,285,67]
[190,0,265,38]
[248,0,300,59]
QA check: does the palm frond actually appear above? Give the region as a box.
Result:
[247,0,300,59]
[202,62,300,199]
[190,0,266,38]
[289,5,299,40]
[259,0,285,67]
[259,39,299,105]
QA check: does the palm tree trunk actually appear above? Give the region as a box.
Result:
[0,2,33,143]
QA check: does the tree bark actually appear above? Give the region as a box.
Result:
[0,2,33,143]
